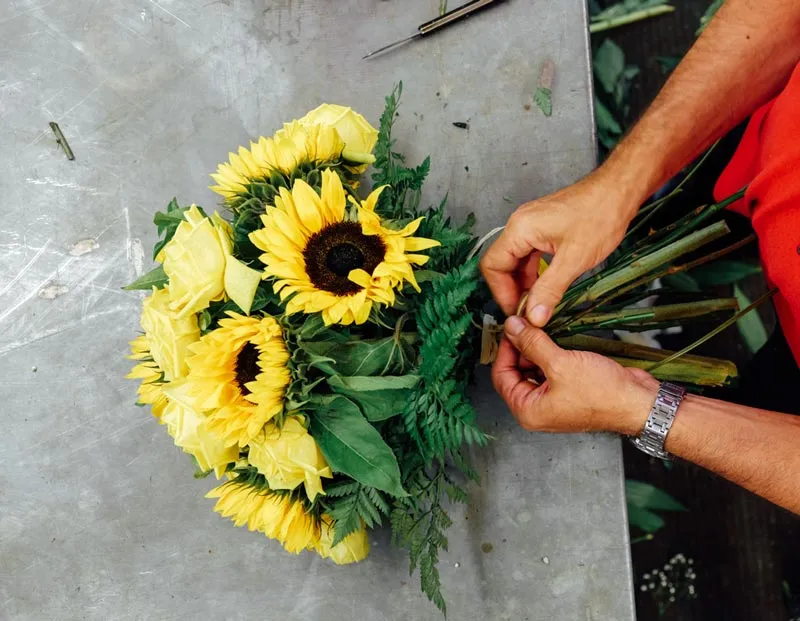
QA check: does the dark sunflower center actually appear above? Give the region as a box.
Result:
[303,221,386,296]
[235,342,260,395]
[326,243,365,277]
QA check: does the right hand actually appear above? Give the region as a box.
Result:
[480,170,639,326]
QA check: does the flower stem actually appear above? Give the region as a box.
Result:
[589,5,675,33]
[646,288,778,373]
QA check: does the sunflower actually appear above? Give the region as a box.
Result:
[210,122,345,201]
[207,480,320,554]
[247,416,332,501]
[180,312,291,447]
[126,335,169,421]
[249,169,440,325]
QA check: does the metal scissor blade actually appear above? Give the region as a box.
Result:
[362,32,421,60]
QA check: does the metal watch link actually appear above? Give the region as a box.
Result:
[630,381,686,460]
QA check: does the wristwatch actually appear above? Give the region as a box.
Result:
[630,382,686,460]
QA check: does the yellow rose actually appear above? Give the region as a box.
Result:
[159,205,261,317]
[247,416,332,501]
[161,379,238,478]
[316,516,370,564]
[298,104,379,168]
[140,286,200,381]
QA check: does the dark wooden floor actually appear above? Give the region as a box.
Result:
[596,2,800,620]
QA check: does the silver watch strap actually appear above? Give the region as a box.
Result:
[630,382,686,460]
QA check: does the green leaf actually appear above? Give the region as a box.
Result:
[697,0,724,35]
[309,395,406,497]
[533,86,552,117]
[413,270,444,284]
[661,272,701,293]
[627,504,665,534]
[302,335,416,376]
[733,284,769,354]
[594,96,622,135]
[328,375,420,421]
[689,260,762,287]
[626,480,687,511]
[151,199,200,261]
[123,265,167,290]
[656,54,681,75]
[593,39,625,94]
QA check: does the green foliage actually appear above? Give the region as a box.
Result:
[593,38,640,151]
[152,198,198,260]
[123,265,168,291]
[534,86,553,117]
[327,375,420,421]
[301,334,417,376]
[733,284,769,354]
[390,465,468,615]
[371,82,432,220]
[309,395,406,497]
[697,0,724,34]
[402,258,489,460]
[626,480,687,535]
[414,198,477,274]
[689,260,762,287]
[323,480,391,546]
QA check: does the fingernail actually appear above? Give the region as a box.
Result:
[505,315,527,336]
[530,304,551,327]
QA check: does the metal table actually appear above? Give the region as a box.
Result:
[0,1,635,619]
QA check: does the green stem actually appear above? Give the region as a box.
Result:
[625,141,719,241]
[630,533,655,544]
[589,5,675,33]
[551,233,755,333]
[573,221,730,307]
[556,334,738,386]
[568,299,737,328]
[646,288,778,373]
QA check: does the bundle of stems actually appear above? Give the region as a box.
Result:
[528,151,775,387]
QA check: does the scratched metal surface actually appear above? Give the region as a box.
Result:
[0,1,635,619]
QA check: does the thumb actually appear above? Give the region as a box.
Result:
[525,248,585,326]
[504,316,563,374]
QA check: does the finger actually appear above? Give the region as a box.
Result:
[491,339,546,417]
[525,246,586,326]
[480,228,538,316]
[504,316,564,375]
[517,251,543,292]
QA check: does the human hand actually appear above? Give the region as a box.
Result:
[480,171,640,327]
[492,315,658,435]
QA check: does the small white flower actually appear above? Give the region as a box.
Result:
[649,583,655,589]
[688,559,694,565]
[670,587,676,594]
[670,596,675,602]
[641,585,648,592]
[664,564,670,570]
[643,573,650,580]
[689,586,695,595]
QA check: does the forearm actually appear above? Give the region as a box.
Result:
[665,395,800,514]
[599,0,800,212]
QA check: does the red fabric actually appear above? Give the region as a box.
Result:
[714,63,800,367]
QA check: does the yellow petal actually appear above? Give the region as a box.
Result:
[404,236,441,251]
[224,257,261,314]
[290,179,325,234]
[320,169,346,224]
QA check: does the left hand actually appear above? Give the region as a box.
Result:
[492,316,658,435]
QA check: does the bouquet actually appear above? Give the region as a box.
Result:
[127,85,489,612]
[127,83,765,612]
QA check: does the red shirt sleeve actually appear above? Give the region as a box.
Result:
[714,63,800,367]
